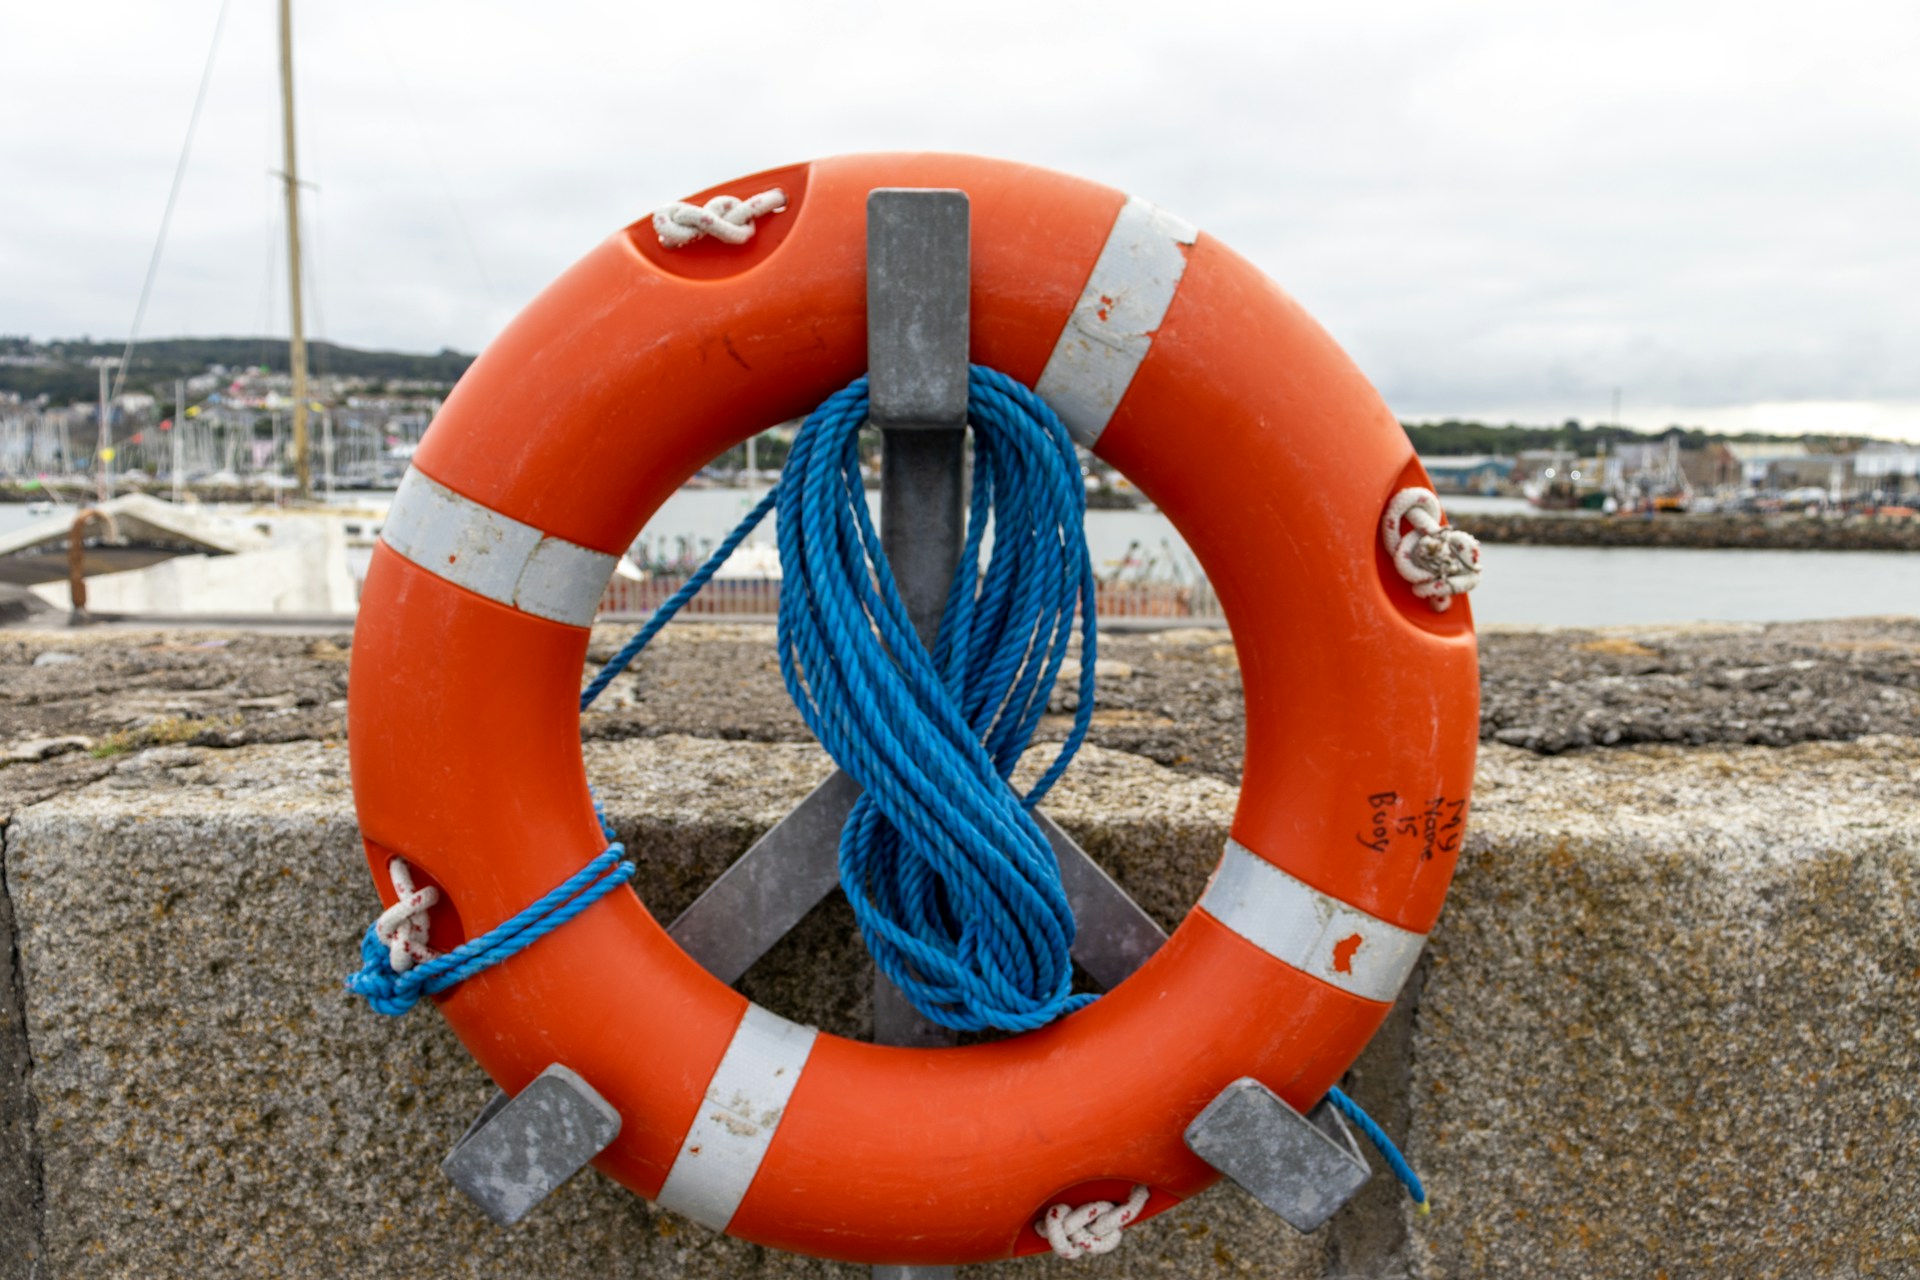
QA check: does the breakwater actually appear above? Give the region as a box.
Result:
[1455,510,1920,551]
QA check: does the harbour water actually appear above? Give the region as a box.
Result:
[1464,544,1915,627]
[521,488,1920,628]
[4,489,1911,628]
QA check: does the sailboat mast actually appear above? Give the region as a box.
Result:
[278,0,310,499]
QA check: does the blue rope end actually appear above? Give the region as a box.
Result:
[346,848,635,1017]
[1326,1085,1427,1211]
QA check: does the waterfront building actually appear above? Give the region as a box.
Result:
[1854,445,1919,503]
[1419,453,1515,494]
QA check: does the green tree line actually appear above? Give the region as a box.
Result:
[0,336,474,404]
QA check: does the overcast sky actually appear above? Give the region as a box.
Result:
[5,1,1917,437]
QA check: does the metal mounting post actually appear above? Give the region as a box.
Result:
[867,188,971,1059]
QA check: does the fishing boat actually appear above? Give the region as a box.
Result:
[1523,453,1606,511]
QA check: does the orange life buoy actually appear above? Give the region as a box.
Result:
[348,152,1478,1265]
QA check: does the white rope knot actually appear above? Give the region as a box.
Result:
[1037,1184,1150,1260]
[373,858,439,973]
[651,187,787,249]
[1382,487,1482,612]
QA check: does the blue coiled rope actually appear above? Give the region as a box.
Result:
[590,366,1099,1033]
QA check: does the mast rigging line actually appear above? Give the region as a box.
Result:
[368,8,499,309]
[108,0,232,407]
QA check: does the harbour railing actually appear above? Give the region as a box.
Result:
[596,575,1224,623]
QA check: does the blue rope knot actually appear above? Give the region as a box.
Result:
[346,847,635,1017]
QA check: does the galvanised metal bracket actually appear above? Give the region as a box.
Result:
[1184,1077,1373,1234]
[441,1064,622,1227]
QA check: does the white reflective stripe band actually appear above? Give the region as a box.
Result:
[1199,839,1427,1004]
[1034,196,1199,449]
[655,1005,817,1231]
[379,467,616,627]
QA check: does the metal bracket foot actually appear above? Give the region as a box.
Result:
[443,1063,621,1227]
[1183,1077,1371,1233]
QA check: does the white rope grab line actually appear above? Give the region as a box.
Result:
[1037,1184,1151,1260]
[1382,487,1483,612]
[373,858,439,973]
[652,187,788,249]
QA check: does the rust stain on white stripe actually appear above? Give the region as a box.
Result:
[655,1005,817,1231]
[1035,196,1198,449]
[1199,839,1427,1004]
[379,467,616,627]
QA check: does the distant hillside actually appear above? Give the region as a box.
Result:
[0,336,475,404]
[5,336,1891,455]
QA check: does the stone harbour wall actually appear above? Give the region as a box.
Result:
[1,620,1916,1279]
[1453,511,1920,552]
